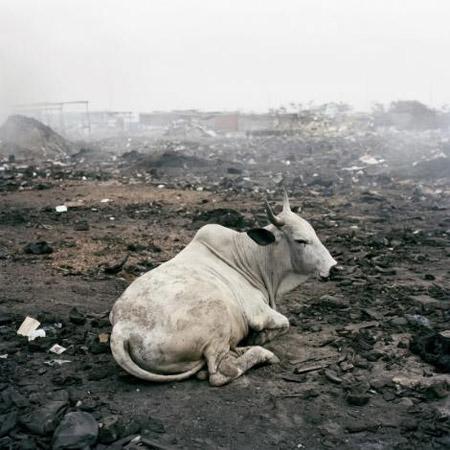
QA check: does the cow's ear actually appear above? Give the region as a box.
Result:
[246,228,275,246]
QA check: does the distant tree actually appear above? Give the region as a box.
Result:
[388,100,439,130]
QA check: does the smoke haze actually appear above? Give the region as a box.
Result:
[1,0,450,115]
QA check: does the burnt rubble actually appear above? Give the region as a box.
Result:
[0,113,449,449]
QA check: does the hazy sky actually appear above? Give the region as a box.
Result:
[1,0,449,114]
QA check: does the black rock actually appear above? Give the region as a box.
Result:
[87,366,110,381]
[103,254,129,275]
[424,381,449,400]
[410,330,450,373]
[51,374,83,387]
[346,391,370,406]
[20,400,68,435]
[0,410,17,437]
[140,416,165,435]
[0,312,12,325]
[52,411,98,450]
[69,307,86,325]
[345,381,371,406]
[73,220,89,231]
[2,387,27,408]
[24,241,53,255]
[86,334,110,355]
[193,208,247,229]
[98,415,121,444]
[0,437,13,449]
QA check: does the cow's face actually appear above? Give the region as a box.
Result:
[247,193,337,278]
[278,211,337,278]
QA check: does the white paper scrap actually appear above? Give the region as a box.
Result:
[17,316,41,337]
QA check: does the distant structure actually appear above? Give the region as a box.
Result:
[139,110,275,134]
[12,101,91,137]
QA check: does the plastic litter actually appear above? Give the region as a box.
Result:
[44,359,72,366]
[28,329,46,341]
[17,316,41,337]
[405,314,432,328]
[49,344,67,355]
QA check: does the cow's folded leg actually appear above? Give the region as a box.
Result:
[209,346,279,387]
[248,309,289,345]
[249,325,288,345]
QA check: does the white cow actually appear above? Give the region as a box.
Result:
[110,193,337,386]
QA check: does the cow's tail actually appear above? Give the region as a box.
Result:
[110,324,204,382]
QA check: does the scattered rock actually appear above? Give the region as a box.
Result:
[20,400,68,435]
[0,410,17,437]
[23,241,53,255]
[404,314,432,328]
[346,391,370,406]
[424,381,449,400]
[324,369,342,384]
[346,382,371,406]
[52,411,98,450]
[317,295,349,309]
[103,254,129,275]
[389,316,408,327]
[69,307,86,325]
[0,312,13,325]
[73,220,90,231]
[410,330,450,372]
[193,208,248,229]
[98,415,141,444]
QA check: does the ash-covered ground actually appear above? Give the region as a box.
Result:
[0,115,449,449]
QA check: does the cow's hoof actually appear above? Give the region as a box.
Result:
[209,372,235,387]
[264,350,280,365]
[196,369,209,381]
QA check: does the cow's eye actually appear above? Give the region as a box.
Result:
[295,239,309,245]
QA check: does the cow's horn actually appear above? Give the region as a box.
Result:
[264,200,285,227]
[282,188,291,213]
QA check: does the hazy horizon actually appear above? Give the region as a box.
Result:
[1,0,450,116]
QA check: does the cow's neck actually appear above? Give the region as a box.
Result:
[231,228,306,309]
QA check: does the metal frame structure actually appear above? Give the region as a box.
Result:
[12,101,91,136]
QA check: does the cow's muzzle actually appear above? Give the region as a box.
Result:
[319,263,340,281]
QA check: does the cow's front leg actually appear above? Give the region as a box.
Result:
[247,308,289,345]
[209,346,279,386]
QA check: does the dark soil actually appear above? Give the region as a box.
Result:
[0,131,449,449]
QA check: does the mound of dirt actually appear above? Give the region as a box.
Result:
[141,150,211,169]
[0,115,73,161]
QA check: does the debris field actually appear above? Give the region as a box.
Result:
[0,114,449,449]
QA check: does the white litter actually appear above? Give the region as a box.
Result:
[44,359,72,366]
[17,316,41,337]
[55,205,68,213]
[342,166,364,171]
[0,354,7,359]
[49,344,67,354]
[28,329,46,341]
[100,198,111,203]
[359,154,383,165]
[157,184,165,189]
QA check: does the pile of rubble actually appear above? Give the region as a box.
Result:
[0,115,73,161]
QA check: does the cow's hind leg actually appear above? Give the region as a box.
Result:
[209,346,279,387]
